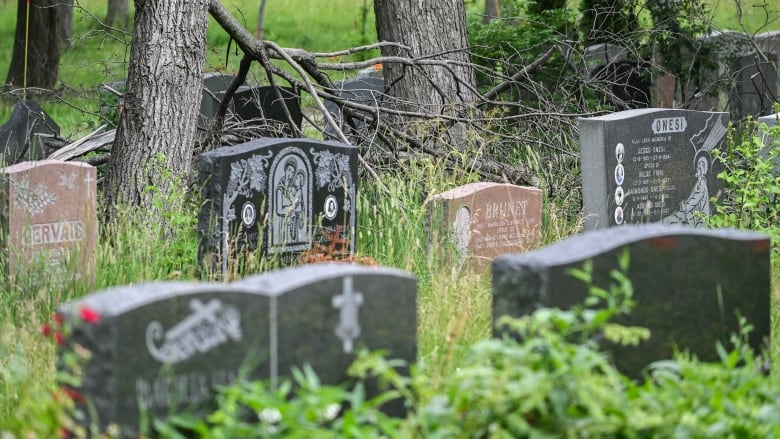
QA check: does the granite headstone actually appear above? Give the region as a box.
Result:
[58,264,416,434]
[1,160,97,286]
[492,224,771,377]
[428,182,543,265]
[0,99,59,165]
[199,72,235,121]
[324,74,385,143]
[580,108,728,229]
[226,85,303,133]
[198,138,358,276]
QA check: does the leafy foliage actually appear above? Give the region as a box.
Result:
[709,115,780,254]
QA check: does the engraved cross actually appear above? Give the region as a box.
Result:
[332,276,363,354]
[83,173,96,199]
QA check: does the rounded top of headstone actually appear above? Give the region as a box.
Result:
[494,224,769,268]
[1,159,94,174]
[433,182,541,200]
[580,108,728,122]
[200,138,356,160]
[236,263,415,296]
[58,282,262,318]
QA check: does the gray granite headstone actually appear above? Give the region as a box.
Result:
[58,282,268,436]
[324,74,385,143]
[198,138,358,276]
[0,99,59,165]
[492,224,771,378]
[58,264,416,434]
[236,263,417,414]
[199,72,235,121]
[580,108,728,229]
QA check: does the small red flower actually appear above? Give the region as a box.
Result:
[58,427,71,439]
[54,332,65,345]
[62,387,85,403]
[79,306,100,324]
[41,324,52,337]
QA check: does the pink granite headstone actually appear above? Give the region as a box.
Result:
[1,160,97,286]
[429,182,543,267]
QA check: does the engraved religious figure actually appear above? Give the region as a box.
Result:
[451,206,471,254]
[663,114,726,227]
[268,147,313,253]
[332,276,363,354]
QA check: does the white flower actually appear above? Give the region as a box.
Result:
[318,403,340,422]
[258,407,282,424]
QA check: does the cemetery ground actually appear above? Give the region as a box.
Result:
[1,0,780,437]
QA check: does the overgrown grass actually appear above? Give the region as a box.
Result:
[0,0,778,435]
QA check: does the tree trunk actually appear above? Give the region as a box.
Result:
[6,0,61,89]
[373,0,477,148]
[483,0,500,23]
[105,0,130,28]
[104,0,208,224]
[60,0,73,46]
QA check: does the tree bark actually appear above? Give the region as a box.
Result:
[59,0,73,46]
[104,0,208,224]
[6,0,61,89]
[483,0,500,23]
[373,0,477,127]
[105,0,130,28]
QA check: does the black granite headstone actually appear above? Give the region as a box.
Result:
[198,138,358,276]
[0,99,59,165]
[226,85,303,133]
[58,264,416,434]
[58,282,270,436]
[199,72,235,121]
[324,74,385,142]
[580,108,728,229]
[492,224,771,378]
[236,263,417,399]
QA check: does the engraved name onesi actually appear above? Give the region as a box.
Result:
[146,299,242,364]
[22,220,85,246]
[651,117,687,134]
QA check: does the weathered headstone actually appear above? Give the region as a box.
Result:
[199,72,235,121]
[58,264,416,434]
[0,99,60,165]
[198,138,358,276]
[324,74,385,142]
[492,224,771,377]
[1,160,97,286]
[226,85,303,133]
[428,182,543,265]
[580,108,728,229]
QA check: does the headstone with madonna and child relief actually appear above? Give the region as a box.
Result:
[492,224,771,378]
[428,182,543,265]
[1,160,97,286]
[198,138,358,276]
[580,108,728,229]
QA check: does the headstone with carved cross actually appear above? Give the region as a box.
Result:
[1,160,97,286]
[237,263,416,415]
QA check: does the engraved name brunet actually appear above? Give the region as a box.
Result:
[146,299,242,364]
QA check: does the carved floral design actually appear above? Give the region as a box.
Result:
[311,149,352,192]
[12,176,57,216]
